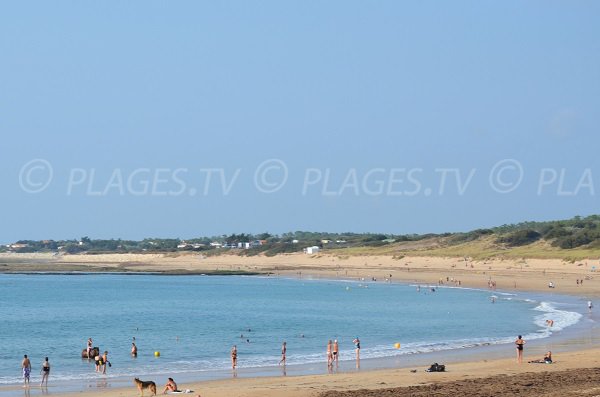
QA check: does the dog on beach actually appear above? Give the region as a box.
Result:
[134,378,157,396]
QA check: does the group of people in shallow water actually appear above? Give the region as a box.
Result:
[230,337,361,370]
[20,355,50,387]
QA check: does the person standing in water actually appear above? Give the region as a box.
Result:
[102,351,110,374]
[86,337,93,358]
[22,355,31,387]
[333,340,339,365]
[515,335,525,363]
[131,342,138,357]
[326,340,333,367]
[40,357,50,387]
[231,345,238,369]
[588,301,593,312]
[279,342,286,365]
[353,337,361,361]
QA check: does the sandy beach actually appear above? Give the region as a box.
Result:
[2,251,598,297]
[1,252,599,397]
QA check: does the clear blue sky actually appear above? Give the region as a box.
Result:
[1,1,599,242]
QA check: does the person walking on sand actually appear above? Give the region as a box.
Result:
[231,345,237,369]
[326,340,333,367]
[353,337,361,361]
[515,335,525,363]
[22,355,31,387]
[279,342,287,365]
[40,357,50,387]
[333,340,339,365]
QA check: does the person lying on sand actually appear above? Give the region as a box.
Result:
[529,351,552,364]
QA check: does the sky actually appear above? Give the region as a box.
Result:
[1,1,599,242]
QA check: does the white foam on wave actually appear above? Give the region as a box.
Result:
[530,301,582,335]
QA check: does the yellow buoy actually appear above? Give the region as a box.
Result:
[154,351,160,357]
[394,343,401,349]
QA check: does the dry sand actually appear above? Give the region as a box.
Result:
[2,251,598,297]
[1,251,599,397]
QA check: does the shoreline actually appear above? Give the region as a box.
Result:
[1,252,599,396]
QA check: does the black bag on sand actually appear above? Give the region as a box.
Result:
[426,363,445,372]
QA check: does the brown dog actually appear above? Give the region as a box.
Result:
[134,378,157,396]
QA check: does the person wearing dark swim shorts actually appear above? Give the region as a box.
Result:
[333,340,339,365]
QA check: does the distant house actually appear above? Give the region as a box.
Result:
[178,242,205,249]
[292,239,299,244]
[237,242,251,249]
[321,239,332,244]
[304,246,320,254]
[9,243,29,249]
[210,242,223,248]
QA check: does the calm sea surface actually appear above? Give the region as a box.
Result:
[0,274,583,386]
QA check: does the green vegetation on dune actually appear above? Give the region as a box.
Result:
[3,215,600,261]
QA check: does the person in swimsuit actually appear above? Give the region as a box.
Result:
[87,338,93,358]
[333,340,339,365]
[163,377,179,394]
[279,342,286,365]
[94,352,101,372]
[102,351,109,374]
[529,351,552,363]
[231,345,237,369]
[515,335,525,363]
[40,357,50,386]
[131,342,138,357]
[353,337,361,361]
[22,355,31,386]
[326,340,333,367]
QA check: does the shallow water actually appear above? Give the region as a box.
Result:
[0,274,585,389]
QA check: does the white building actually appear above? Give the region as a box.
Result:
[304,246,320,254]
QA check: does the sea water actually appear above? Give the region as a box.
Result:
[0,274,584,387]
